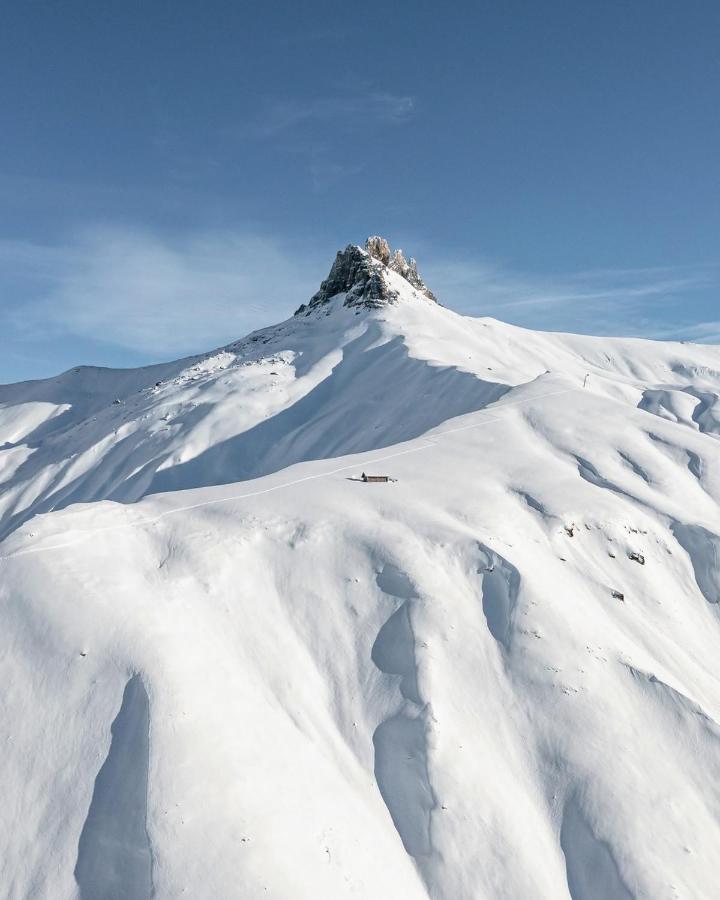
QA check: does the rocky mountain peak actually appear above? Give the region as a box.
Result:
[365,235,391,265]
[295,236,438,315]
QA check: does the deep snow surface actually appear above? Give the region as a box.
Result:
[2,281,720,899]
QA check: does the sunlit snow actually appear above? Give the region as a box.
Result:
[1,255,720,898]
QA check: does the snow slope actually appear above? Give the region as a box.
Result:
[1,242,720,899]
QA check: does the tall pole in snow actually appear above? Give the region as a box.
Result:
[583,373,589,388]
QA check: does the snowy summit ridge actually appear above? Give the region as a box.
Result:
[295,235,438,315]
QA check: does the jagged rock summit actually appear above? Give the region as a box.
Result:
[295,236,438,315]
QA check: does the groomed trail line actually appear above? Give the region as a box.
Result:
[0,382,574,562]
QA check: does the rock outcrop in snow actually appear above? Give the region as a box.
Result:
[295,236,437,315]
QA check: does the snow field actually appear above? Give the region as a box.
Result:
[1,277,720,897]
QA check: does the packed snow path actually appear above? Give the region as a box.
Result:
[0,380,573,562]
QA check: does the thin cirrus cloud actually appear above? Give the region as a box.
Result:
[237,91,415,191]
[1,229,321,357]
[648,320,720,343]
[246,92,415,139]
[2,228,717,367]
[421,256,718,340]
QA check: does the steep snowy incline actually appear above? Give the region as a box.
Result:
[1,237,720,899]
[1,238,719,543]
[2,368,720,899]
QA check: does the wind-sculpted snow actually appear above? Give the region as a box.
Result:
[625,664,720,734]
[647,432,706,484]
[0,310,509,542]
[373,714,435,858]
[616,450,652,484]
[671,522,720,604]
[149,327,510,495]
[477,546,520,650]
[2,269,720,897]
[371,564,436,866]
[640,386,720,436]
[560,797,634,900]
[75,675,152,900]
[573,454,641,506]
[372,564,421,704]
[2,278,720,544]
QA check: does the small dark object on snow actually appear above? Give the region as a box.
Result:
[612,590,625,601]
[564,524,576,537]
[155,381,162,387]
[361,472,390,483]
[112,398,122,405]
[628,552,645,565]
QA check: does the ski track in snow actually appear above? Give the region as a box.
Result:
[0,384,573,562]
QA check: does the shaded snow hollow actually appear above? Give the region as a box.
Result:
[2,241,720,898]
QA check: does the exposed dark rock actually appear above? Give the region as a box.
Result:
[295,236,438,315]
[387,247,437,301]
[366,235,391,265]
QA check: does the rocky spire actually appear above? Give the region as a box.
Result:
[295,236,438,315]
[365,236,391,265]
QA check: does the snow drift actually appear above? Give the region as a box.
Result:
[1,238,720,899]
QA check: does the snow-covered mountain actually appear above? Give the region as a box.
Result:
[2,237,720,899]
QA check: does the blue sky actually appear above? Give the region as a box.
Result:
[1,0,718,383]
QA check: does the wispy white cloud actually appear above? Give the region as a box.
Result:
[272,24,352,48]
[246,92,415,139]
[2,228,717,367]
[1,229,321,356]
[308,159,366,191]
[234,90,415,191]
[422,255,717,339]
[646,319,720,344]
